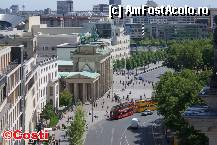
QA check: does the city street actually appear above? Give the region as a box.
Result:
[84,62,173,145]
[51,62,172,145]
[85,112,162,145]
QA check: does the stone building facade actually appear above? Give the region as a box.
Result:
[58,44,112,103]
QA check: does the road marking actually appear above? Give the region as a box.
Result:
[143,117,155,126]
[120,125,129,145]
[124,133,130,145]
[99,123,103,134]
[111,128,114,145]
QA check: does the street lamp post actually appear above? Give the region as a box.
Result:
[20,46,26,145]
[124,56,127,89]
[92,99,94,122]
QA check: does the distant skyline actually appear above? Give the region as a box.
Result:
[0,0,216,11]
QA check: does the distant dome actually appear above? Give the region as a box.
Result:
[146,0,158,7]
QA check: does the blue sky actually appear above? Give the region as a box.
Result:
[0,0,215,11]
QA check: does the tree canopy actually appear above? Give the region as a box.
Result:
[155,69,211,145]
[67,106,86,145]
[60,89,73,107]
[163,39,213,71]
[40,103,59,127]
[113,50,166,71]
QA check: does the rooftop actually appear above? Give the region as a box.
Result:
[37,56,58,65]
[96,47,110,55]
[58,71,100,79]
[57,43,77,48]
[0,45,10,49]
[57,60,73,66]
[183,105,217,119]
[37,33,79,37]
[74,44,111,56]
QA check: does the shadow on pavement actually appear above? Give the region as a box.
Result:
[129,125,154,145]
[127,118,167,145]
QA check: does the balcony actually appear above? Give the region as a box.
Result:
[25,65,38,81]
[1,63,19,75]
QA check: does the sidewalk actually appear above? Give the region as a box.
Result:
[49,110,74,145]
[84,91,119,128]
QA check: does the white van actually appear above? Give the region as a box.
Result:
[130,118,139,129]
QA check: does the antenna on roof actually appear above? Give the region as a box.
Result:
[22,5,25,11]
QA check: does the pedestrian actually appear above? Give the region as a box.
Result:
[55,140,58,145]
[107,106,109,110]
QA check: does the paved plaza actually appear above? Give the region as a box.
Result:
[52,62,173,145]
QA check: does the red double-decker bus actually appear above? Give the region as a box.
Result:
[110,102,135,120]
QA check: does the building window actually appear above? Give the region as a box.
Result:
[51,47,55,51]
[0,120,2,130]
[33,98,35,108]
[56,85,59,95]
[50,87,54,96]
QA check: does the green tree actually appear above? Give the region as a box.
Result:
[164,39,212,71]
[68,106,86,145]
[115,60,121,70]
[40,103,59,127]
[202,45,214,69]
[135,55,143,67]
[41,103,55,120]
[155,70,209,145]
[126,58,132,71]
[60,89,73,107]
[120,58,126,69]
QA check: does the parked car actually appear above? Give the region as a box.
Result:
[141,110,153,116]
[141,112,149,116]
